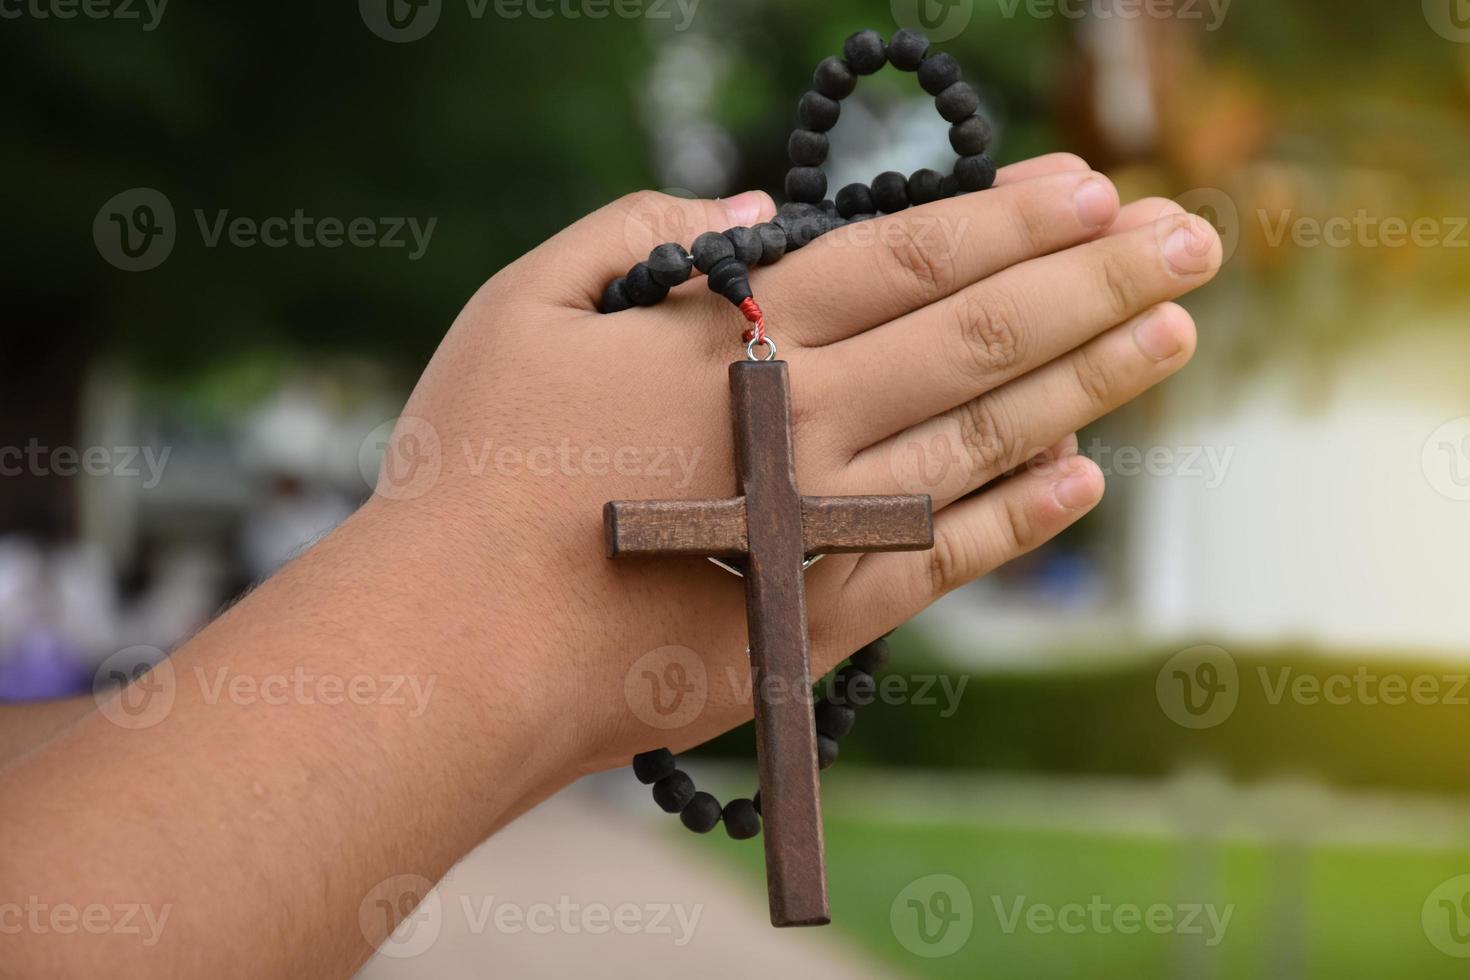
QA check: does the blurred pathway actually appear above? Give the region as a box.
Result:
[357,779,884,980]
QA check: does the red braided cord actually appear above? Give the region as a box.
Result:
[738,297,766,345]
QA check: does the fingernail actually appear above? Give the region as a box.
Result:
[1054,463,1100,510]
[1073,177,1117,228]
[721,191,767,227]
[1132,308,1183,361]
[1163,217,1213,274]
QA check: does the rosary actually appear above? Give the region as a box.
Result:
[598,27,995,927]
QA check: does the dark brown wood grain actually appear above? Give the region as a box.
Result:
[602,359,935,929]
[604,498,748,557]
[800,495,934,555]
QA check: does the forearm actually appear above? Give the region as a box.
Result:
[0,500,578,979]
[0,696,96,768]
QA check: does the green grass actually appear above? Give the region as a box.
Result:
[698,811,1470,979]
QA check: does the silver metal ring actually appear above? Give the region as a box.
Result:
[746,335,777,361]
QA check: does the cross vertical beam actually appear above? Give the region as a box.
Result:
[730,359,829,927]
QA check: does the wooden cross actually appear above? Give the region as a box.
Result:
[604,359,934,927]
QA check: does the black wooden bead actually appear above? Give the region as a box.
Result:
[632,748,676,784]
[871,171,910,214]
[949,115,993,156]
[724,226,763,266]
[819,198,837,215]
[956,153,998,192]
[785,166,828,204]
[680,791,722,833]
[797,90,841,132]
[691,230,735,273]
[908,168,944,205]
[788,128,829,166]
[939,174,960,198]
[653,770,695,813]
[774,201,829,249]
[888,28,929,71]
[847,212,878,223]
[833,665,877,707]
[754,222,787,264]
[918,52,961,96]
[624,262,669,306]
[936,81,981,124]
[851,637,891,675]
[815,698,856,739]
[722,798,761,840]
[752,790,761,814]
[647,242,693,288]
[817,734,839,770]
[812,56,857,100]
[834,182,875,218]
[599,276,633,314]
[706,256,752,305]
[843,29,887,75]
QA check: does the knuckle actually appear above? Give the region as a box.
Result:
[886,220,956,296]
[953,288,1026,382]
[1009,190,1056,255]
[955,397,1011,474]
[997,493,1034,554]
[927,529,976,596]
[1095,245,1141,322]
[1072,342,1119,410]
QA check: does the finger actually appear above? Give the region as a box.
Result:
[758,170,1122,345]
[816,214,1220,450]
[1108,197,1185,236]
[809,454,1105,651]
[994,152,1091,186]
[846,302,1197,507]
[531,189,777,310]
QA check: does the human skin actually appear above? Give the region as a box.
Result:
[0,152,1220,977]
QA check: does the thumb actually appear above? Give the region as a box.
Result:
[535,188,778,310]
